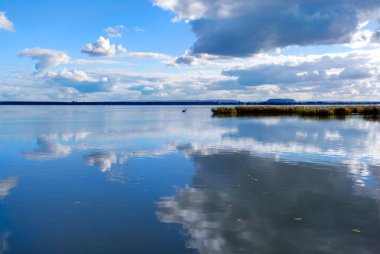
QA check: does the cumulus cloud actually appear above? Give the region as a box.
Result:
[346,25,380,48]
[372,30,380,43]
[349,29,375,48]
[117,44,127,53]
[167,48,380,101]
[48,68,108,83]
[0,11,14,32]
[18,48,70,73]
[174,53,198,66]
[155,0,380,56]
[46,68,109,93]
[81,36,117,57]
[223,53,375,86]
[7,47,380,101]
[169,51,226,66]
[104,25,126,38]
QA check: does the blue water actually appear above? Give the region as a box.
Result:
[0,106,379,253]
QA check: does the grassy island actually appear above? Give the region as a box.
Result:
[211,105,380,117]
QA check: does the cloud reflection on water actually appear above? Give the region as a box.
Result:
[3,107,380,253]
[0,231,11,254]
[84,152,117,172]
[19,113,380,182]
[22,135,71,161]
[157,151,380,254]
[0,178,17,253]
[0,177,18,199]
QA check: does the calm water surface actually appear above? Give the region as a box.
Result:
[0,106,380,254]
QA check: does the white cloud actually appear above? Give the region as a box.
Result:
[104,25,144,37]
[154,0,209,22]
[104,25,126,38]
[47,68,108,83]
[224,53,376,86]
[133,26,145,32]
[17,47,122,75]
[168,51,224,66]
[70,59,121,65]
[173,52,199,66]
[117,44,127,53]
[46,68,109,93]
[349,29,375,48]
[6,47,380,101]
[18,48,70,73]
[346,26,380,48]
[0,11,14,32]
[168,48,380,101]
[162,47,380,100]
[126,52,172,60]
[81,36,116,57]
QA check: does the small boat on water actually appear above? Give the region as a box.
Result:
[182,109,187,113]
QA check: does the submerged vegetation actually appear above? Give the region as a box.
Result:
[212,105,380,118]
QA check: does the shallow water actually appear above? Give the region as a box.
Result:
[0,106,379,254]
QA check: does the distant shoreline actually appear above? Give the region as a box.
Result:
[1,101,380,106]
[212,105,380,117]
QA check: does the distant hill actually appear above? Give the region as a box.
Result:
[264,99,296,104]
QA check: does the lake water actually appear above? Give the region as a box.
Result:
[0,106,380,254]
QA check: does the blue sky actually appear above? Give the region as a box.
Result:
[1,0,380,101]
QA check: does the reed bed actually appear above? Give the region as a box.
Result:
[211,105,380,117]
